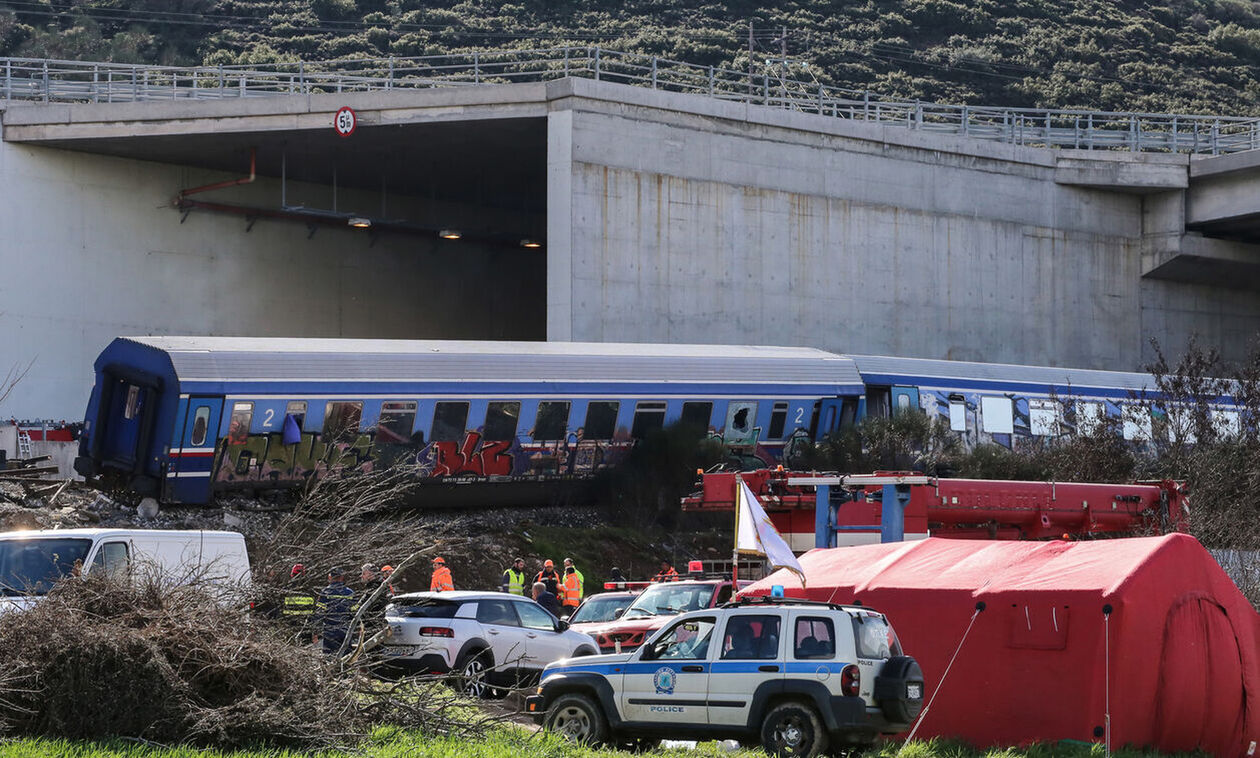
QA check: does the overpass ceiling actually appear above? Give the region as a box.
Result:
[25,117,547,211]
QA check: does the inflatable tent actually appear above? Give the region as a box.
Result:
[742,535,1259,756]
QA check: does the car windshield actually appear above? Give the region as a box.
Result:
[569,594,633,624]
[0,538,92,596]
[623,584,714,619]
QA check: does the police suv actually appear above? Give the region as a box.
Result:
[526,596,924,757]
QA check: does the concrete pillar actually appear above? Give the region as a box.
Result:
[546,109,574,341]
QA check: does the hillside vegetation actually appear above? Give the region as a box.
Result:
[1,1,1260,114]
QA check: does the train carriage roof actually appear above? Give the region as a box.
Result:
[106,337,865,394]
[848,354,1157,395]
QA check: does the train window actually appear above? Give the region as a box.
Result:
[484,402,521,442]
[980,396,1014,434]
[680,402,713,431]
[432,402,469,442]
[1166,405,1195,444]
[1077,401,1105,434]
[190,407,211,446]
[631,401,667,439]
[377,401,418,444]
[1030,399,1061,436]
[724,401,758,445]
[123,385,141,420]
[285,401,307,429]
[808,401,821,438]
[767,402,789,439]
[323,402,363,443]
[533,402,570,442]
[584,401,619,440]
[228,402,253,445]
[1122,404,1152,441]
[949,396,967,432]
[1212,409,1241,438]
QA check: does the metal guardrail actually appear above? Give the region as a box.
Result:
[2,47,1258,154]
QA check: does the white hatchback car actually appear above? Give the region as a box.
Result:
[378,591,598,695]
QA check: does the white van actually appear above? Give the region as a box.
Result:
[0,528,250,608]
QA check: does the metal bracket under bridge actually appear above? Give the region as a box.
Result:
[2,46,1258,155]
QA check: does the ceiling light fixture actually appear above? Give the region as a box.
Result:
[438,229,462,240]
[520,238,543,248]
[348,217,371,228]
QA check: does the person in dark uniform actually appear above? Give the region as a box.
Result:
[532,581,560,618]
[312,567,356,655]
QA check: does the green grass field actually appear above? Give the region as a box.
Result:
[0,728,1198,758]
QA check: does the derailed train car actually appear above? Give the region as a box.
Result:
[73,338,865,505]
[74,337,1237,505]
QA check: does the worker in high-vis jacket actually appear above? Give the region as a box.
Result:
[563,557,584,601]
[560,564,582,618]
[501,557,527,595]
[429,556,454,592]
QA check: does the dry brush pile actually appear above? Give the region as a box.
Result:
[0,466,492,750]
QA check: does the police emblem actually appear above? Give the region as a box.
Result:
[653,666,676,695]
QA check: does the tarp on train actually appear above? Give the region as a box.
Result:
[741,534,1260,756]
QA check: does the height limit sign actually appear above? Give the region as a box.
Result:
[333,106,357,138]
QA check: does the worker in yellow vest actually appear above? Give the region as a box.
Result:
[501,557,527,595]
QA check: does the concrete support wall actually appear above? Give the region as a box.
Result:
[549,85,1260,370]
[0,138,544,418]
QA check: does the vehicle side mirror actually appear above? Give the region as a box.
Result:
[614,607,625,618]
[557,619,569,632]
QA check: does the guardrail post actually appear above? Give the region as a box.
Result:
[593,47,601,81]
[239,73,246,98]
[299,60,305,92]
[763,73,768,104]
[651,56,657,89]
[1087,113,1093,149]
[92,65,99,103]
[3,59,9,103]
[863,91,869,119]
[131,67,138,102]
[1045,112,1051,147]
[708,65,714,95]
[1074,115,1080,149]
[41,60,49,102]
[817,82,823,114]
[1212,119,1220,155]
[1171,116,1178,153]
[142,68,149,101]
[388,56,394,90]
[1130,114,1138,152]
[960,105,968,136]
[474,50,480,84]
[217,64,224,96]
[563,46,570,77]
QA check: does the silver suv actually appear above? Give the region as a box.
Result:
[526,597,924,756]
[378,591,598,696]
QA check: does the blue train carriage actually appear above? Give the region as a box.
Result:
[75,337,866,505]
[847,354,1241,447]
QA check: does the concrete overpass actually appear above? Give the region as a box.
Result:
[3,50,1260,416]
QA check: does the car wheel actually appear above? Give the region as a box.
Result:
[761,701,829,758]
[455,651,493,699]
[544,693,608,746]
[573,646,596,657]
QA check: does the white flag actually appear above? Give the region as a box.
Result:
[735,478,807,587]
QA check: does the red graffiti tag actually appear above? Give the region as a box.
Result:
[432,432,514,477]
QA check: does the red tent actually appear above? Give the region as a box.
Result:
[742,535,1260,756]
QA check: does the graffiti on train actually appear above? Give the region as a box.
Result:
[210,429,640,485]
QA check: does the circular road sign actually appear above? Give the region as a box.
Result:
[334,106,357,138]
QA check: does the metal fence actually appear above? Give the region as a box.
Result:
[3,47,1258,154]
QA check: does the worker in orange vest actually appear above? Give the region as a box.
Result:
[652,559,679,582]
[429,556,454,592]
[561,564,582,618]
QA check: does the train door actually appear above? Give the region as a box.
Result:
[891,386,920,416]
[169,397,222,504]
[814,398,845,441]
[99,373,156,473]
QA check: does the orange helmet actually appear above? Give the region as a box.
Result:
[544,559,554,568]
[381,565,394,573]
[432,557,445,565]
